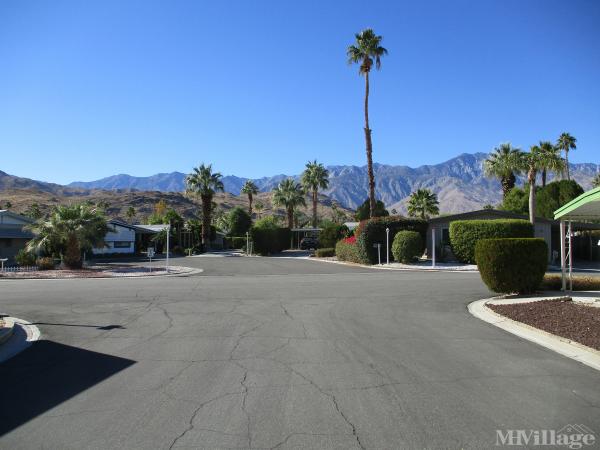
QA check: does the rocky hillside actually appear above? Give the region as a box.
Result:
[66,153,599,214]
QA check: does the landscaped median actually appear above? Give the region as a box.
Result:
[469,293,600,372]
[0,265,202,279]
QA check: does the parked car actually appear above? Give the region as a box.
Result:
[300,237,319,250]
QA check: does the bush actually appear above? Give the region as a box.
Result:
[335,238,362,263]
[171,245,185,256]
[318,222,349,248]
[356,216,428,264]
[315,247,335,257]
[36,257,55,271]
[227,207,252,236]
[250,217,291,255]
[449,219,533,264]
[15,249,37,266]
[391,231,423,263]
[475,238,547,294]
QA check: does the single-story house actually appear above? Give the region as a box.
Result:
[92,220,166,255]
[0,210,35,264]
[426,209,600,263]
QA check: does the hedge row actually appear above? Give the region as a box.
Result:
[315,247,335,257]
[250,227,291,255]
[449,219,533,264]
[356,216,428,264]
[475,238,547,294]
[335,239,362,263]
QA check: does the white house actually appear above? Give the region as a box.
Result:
[0,210,35,263]
[92,220,138,255]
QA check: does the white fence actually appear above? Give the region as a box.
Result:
[1,265,39,272]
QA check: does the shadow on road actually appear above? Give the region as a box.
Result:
[0,340,135,436]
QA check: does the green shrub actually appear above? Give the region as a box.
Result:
[475,238,547,294]
[36,257,55,271]
[227,207,252,236]
[356,216,428,265]
[335,239,362,263]
[318,222,349,248]
[449,219,533,264]
[15,249,37,266]
[391,231,423,263]
[250,217,291,255]
[315,247,335,257]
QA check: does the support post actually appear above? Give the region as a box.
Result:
[568,220,573,291]
[166,224,170,272]
[432,227,436,268]
[560,221,566,291]
[386,227,390,265]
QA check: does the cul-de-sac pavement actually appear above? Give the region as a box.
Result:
[1,256,599,449]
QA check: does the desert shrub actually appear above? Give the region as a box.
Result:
[449,219,533,264]
[335,238,361,263]
[15,249,37,266]
[315,247,335,257]
[475,238,547,294]
[229,236,248,249]
[36,257,55,271]
[356,216,428,265]
[250,217,291,255]
[391,231,423,263]
[318,222,349,248]
[541,274,600,291]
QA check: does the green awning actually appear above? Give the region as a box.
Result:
[554,186,600,220]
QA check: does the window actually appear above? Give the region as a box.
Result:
[113,241,131,248]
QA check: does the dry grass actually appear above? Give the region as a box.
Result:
[541,274,600,291]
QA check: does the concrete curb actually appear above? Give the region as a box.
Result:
[0,267,203,281]
[468,297,600,372]
[0,320,15,345]
[0,317,41,363]
[310,257,480,273]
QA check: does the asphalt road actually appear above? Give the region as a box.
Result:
[1,256,599,449]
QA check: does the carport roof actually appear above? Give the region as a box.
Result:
[554,186,600,221]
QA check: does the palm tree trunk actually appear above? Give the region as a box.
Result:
[528,170,536,226]
[363,70,376,219]
[64,233,82,269]
[312,190,318,228]
[248,193,253,217]
[201,194,212,250]
[565,150,570,180]
[541,169,547,187]
[287,208,294,230]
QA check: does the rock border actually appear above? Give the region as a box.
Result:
[468,295,600,372]
[0,266,203,280]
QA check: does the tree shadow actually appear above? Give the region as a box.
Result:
[32,322,125,330]
[0,340,135,436]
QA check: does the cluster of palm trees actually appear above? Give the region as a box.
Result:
[484,132,576,224]
[184,160,331,248]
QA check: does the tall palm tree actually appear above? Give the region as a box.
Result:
[241,180,259,217]
[272,178,306,229]
[538,141,564,187]
[347,29,388,219]
[185,164,224,249]
[556,132,576,180]
[301,160,330,228]
[407,189,440,220]
[483,143,523,198]
[26,204,110,269]
[521,146,565,225]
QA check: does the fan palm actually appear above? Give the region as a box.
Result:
[483,143,523,198]
[347,29,388,219]
[254,200,265,219]
[538,141,564,187]
[556,132,576,180]
[272,178,306,229]
[241,180,259,217]
[301,160,330,227]
[185,164,224,249]
[26,204,110,269]
[407,189,440,220]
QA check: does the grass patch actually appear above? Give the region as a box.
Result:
[541,274,600,291]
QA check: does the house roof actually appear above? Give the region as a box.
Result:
[428,209,554,224]
[554,186,600,221]
[133,224,168,233]
[0,210,34,224]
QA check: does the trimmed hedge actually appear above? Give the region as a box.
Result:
[315,247,335,257]
[356,216,428,265]
[250,227,291,255]
[475,238,547,294]
[391,231,423,263]
[449,219,533,264]
[335,239,362,263]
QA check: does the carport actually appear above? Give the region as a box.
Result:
[291,227,321,249]
[554,186,600,291]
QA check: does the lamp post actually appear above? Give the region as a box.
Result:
[166,224,170,272]
[432,227,436,268]
[385,227,390,264]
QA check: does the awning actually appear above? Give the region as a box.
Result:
[554,186,600,221]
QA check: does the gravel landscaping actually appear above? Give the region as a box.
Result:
[489,299,600,351]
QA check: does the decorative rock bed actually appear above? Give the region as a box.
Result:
[0,265,199,279]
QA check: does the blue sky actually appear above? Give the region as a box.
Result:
[0,0,598,184]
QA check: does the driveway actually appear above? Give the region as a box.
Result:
[0,257,599,449]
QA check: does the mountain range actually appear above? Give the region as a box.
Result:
[68,153,599,214]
